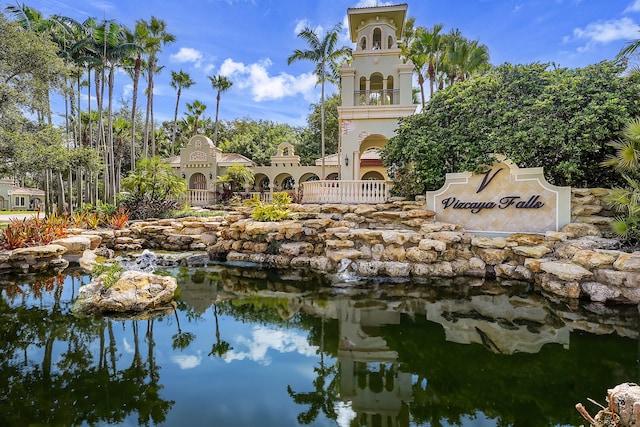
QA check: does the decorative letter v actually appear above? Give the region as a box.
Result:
[476,168,503,193]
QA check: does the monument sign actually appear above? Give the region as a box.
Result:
[426,159,571,235]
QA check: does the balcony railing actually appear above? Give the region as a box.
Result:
[354,89,400,106]
[180,189,215,207]
[302,180,392,204]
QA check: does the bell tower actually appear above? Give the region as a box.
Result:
[339,3,417,181]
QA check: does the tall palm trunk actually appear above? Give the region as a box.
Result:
[130,54,141,169]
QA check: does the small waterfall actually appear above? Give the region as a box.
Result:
[117,249,158,273]
[332,258,360,284]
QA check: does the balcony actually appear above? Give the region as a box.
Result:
[302,180,392,204]
[354,89,400,106]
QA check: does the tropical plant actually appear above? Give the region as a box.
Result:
[249,191,291,222]
[184,100,207,136]
[170,70,195,155]
[288,23,351,180]
[208,74,233,146]
[120,156,186,218]
[91,262,124,288]
[602,118,640,246]
[217,162,254,192]
[107,207,130,229]
[137,16,175,158]
[383,61,640,198]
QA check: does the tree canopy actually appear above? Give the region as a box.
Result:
[383,60,640,198]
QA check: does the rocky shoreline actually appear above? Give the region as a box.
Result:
[0,190,638,307]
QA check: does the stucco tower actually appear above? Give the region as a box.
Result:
[338,3,417,181]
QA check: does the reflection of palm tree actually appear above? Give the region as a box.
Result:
[171,309,195,351]
[209,303,232,358]
[287,317,339,424]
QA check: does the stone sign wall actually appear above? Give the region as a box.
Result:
[426,159,571,235]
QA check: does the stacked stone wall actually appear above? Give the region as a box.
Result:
[1,190,638,307]
[571,188,615,235]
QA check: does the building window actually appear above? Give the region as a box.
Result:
[360,37,367,51]
[388,35,393,49]
[15,196,25,207]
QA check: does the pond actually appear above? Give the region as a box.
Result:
[0,263,638,427]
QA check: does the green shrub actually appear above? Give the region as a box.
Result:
[91,262,124,289]
[250,192,291,222]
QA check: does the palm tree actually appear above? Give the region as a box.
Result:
[184,100,207,136]
[171,70,195,154]
[208,74,232,146]
[137,16,175,158]
[288,23,351,180]
[124,22,150,170]
[602,118,640,244]
[419,23,445,100]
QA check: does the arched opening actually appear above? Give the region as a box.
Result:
[373,28,382,49]
[386,75,395,104]
[326,172,339,180]
[253,173,269,191]
[274,173,294,191]
[359,77,367,105]
[362,171,385,180]
[300,173,319,182]
[369,73,383,105]
[359,36,367,51]
[0,196,4,210]
[189,173,207,190]
[387,35,394,49]
[282,176,295,190]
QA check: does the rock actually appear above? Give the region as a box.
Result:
[539,261,593,282]
[73,270,177,314]
[418,239,447,252]
[79,249,98,271]
[572,249,619,269]
[506,233,545,246]
[405,247,438,263]
[593,269,640,288]
[9,244,67,261]
[512,245,551,258]
[538,274,581,299]
[472,236,507,249]
[474,248,510,265]
[411,261,454,277]
[606,383,640,427]
[581,282,622,303]
[560,223,602,238]
[383,261,410,277]
[613,252,640,272]
[185,253,210,267]
[326,249,362,263]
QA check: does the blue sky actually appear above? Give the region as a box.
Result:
[4,0,640,127]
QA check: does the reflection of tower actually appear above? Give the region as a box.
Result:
[336,299,413,427]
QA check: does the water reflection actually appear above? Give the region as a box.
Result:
[0,265,638,426]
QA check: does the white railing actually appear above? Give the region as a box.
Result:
[302,180,392,204]
[245,192,272,203]
[181,190,216,207]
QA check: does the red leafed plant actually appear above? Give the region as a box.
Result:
[0,210,69,250]
[107,208,130,230]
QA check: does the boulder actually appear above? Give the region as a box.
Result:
[72,270,177,314]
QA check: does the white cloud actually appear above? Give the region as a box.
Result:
[219,58,318,102]
[625,0,640,13]
[223,326,318,365]
[567,17,640,52]
[171,351,202,369]
[170,47,204,68]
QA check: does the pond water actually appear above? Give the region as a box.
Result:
[1,263,639,427]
